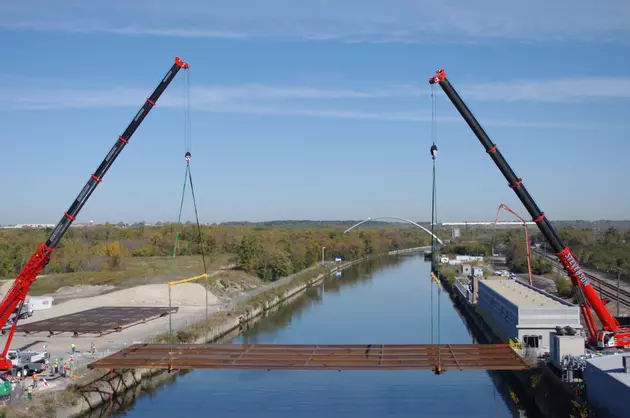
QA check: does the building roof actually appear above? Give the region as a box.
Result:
[587,354,630,387]
[481,279,567,308]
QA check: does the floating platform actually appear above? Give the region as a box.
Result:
[10,306,178,337]
[88,343,530,371]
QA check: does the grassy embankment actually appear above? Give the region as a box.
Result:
[23,253,236,296]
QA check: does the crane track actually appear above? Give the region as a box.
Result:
[535,251,630,309]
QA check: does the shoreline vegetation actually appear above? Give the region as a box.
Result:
[0,223,434,291]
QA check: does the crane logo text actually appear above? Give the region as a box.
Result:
[560,252,591,287]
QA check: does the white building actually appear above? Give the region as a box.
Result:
[456,255,484,262]
[477,279,582,351]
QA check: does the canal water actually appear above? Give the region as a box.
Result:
[114,254,541,418]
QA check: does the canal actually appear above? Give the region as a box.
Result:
[113,253,542,417]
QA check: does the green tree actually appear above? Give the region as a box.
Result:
[236,233,263,274]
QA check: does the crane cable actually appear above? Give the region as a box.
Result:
[429,83,442,374]
[168,69,209,373]
[430,83,437,345]
[184,69,208,277]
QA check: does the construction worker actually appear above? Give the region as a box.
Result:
[62,363,68,378]
[91,342,96,354]
[26,385,33,401]
[71,343,76,354]
[53,359,59,374]
[32,372,38,389]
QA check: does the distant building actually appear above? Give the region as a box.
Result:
[456,255,484,262]
[472,266,484,277]
[451,228,461,240]
[0,223,55,229]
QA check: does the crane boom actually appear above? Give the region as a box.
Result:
[429,69,630,348]
[0,57,189,370]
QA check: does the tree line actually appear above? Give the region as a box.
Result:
[443,224,630,277]
[493,226,630,275]
[0,225,432,281]
[553,227,630,272]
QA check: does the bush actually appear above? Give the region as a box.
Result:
[554,276,574,298]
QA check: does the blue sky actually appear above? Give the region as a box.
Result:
[1,0,629,225]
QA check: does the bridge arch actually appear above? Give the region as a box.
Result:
[343,216,444,246]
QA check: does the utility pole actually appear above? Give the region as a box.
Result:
[321,247,326,265]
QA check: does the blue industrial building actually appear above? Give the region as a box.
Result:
[584,354,630,418]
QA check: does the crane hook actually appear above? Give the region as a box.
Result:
[430,144,438,160]
[185,152,191,163]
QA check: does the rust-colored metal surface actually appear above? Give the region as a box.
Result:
[88,343,530,371]
[10,307,178,336]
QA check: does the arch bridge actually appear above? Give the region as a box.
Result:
[343,216,444,246]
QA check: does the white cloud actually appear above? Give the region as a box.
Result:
[462,77,630,103]
[2,75,630,113]
[1,0,629,42]
[156,104,626,130]
[0,84,418,110]
[0,82,627,130]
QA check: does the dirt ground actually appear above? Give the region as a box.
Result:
[0,267,264,399]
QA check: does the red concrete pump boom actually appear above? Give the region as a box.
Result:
[0,57,189,371]
[493,204,533,287]
[429,69,630,349]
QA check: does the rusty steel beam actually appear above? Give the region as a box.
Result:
[13,307,178,335]
[88,343,530,371]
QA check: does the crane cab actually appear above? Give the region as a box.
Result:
[596,331,616,349]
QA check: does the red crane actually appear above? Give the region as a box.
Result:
[429,69,630,349]
[493,204,533,287]
[0,57,190,371]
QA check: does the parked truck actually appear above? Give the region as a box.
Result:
[7,349,49,378]
[4,301,35,327]
[14,300,34,320]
